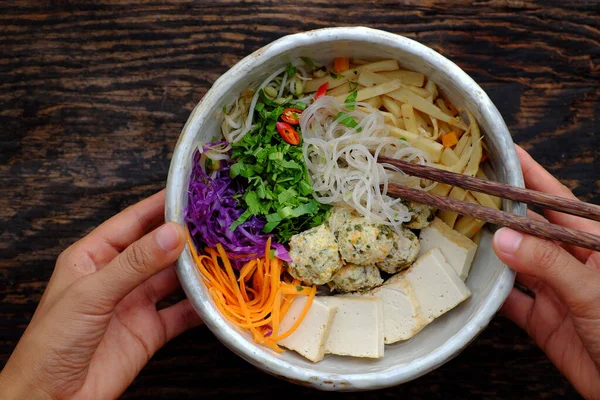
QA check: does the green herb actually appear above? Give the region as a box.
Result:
[287,63,297,78]
[296,285,304,291]
[344,90,358,110]
[335,112,359,129]
[278,187,298,204]
[230,94,330,242]
[348,81,359,91]
[244,191,261,214]
[400,137,407,141]
[300,56,316,69]
[330,71,342,79]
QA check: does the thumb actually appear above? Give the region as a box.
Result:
[493,227,600,314]
[81,222,186,311]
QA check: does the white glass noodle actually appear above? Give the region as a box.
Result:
[300,95,429,231]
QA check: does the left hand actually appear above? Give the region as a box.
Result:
[0,190,202,399]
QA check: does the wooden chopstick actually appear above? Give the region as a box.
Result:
[386,184,600,252]
[378,156,600,222]
[377,157,600,252]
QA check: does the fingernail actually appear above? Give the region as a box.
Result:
[155,223,181,252]
[494,228,523,254]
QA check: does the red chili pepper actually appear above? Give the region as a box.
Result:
[276,122,300,145]
[316,82,329,99]
[280,108,303,125]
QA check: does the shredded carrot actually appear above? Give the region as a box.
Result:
[334,57,350,73]
[271,288,281,337]
[270,285,317,342]
[280,283,312,295]
[442,131,459,148]
[186,231,316,354]
[279,294,294,322]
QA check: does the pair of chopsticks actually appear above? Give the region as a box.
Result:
[377,156,600,252]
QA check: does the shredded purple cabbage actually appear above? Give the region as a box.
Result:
[185,147,291,270]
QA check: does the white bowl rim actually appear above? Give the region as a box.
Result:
[166,26,521,391]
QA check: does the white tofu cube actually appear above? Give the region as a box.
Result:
[368,282,427,344]
[405,248,471,322]
[418,217,478,280]
[319,296,384,358]
[277,297,337,363]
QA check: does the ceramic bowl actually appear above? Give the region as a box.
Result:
[165,26,522,391]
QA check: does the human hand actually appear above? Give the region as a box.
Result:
[493,146,600,399]
[0,190,202,399]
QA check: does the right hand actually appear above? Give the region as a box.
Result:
[493,146,600,400]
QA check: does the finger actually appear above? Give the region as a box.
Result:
[527,209,547,222]
[493,227,600,315]
[516,272,543,294]
[139,265,181,305]
[517,145,577,200]
[82,190,167,266]
[500,288,534,331]
[515,272,569,319]
[40,191,168,316]
[158,299,203,342]
[82,222,186,311]
[526,209,570,250]
[587,252,600,271]
[516,145,600,260]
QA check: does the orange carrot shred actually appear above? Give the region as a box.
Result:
[186,230,315,354]
[272,288,282,337]
[270,285,317,342]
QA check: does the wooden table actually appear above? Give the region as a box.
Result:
[1,1,598,398]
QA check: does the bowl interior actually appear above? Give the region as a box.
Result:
[166,27,521,391]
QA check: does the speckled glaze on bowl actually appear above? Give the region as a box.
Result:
[165,27,523,391]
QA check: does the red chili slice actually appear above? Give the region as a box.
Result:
[281,108,303,125]
[276,122,300,145]
[316,82,329,99]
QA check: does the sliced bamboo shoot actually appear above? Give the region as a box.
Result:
[387,88,468,130]
[379,70,425,87]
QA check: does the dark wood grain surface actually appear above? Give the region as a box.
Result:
[1,1,598,398]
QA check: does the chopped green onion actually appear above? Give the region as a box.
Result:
[344,90,358,110]
[335,112,359,129]
[264,86,278,98]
